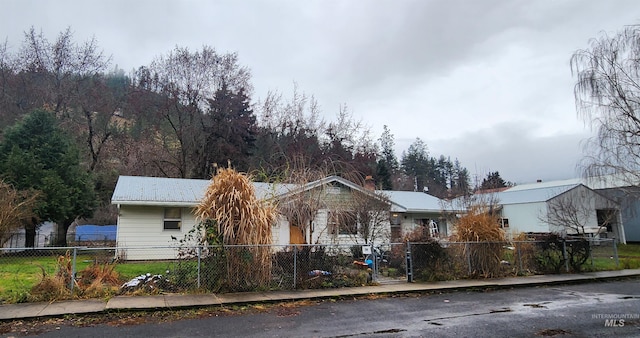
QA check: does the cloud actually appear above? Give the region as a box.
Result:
[1,0,637,184]
[417,122,593,184]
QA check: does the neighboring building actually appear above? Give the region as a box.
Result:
[111,175,451,260]
[67,224,117,243]
[2,221,54,249]
[595,186,640,243]
[495,182,624,243]
[581,175,640,243]
[384,191,448,241]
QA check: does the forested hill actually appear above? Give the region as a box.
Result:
[0,28,508,225]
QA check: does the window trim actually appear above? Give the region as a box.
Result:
[163,207,182,230]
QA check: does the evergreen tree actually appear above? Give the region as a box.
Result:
[376,125,398,190]
[379,125,398,170]
[400,138,429,191]
[200,84,257,177]
[0,110,96,246]
[480,171,509,190]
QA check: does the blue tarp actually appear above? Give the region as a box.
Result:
[75,225,117,241]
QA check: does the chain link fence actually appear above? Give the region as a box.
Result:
[407,238,620,281]
[0,239,621,304]
[2,231,53,248]
[0,244,378,304]
[3,231,116,249]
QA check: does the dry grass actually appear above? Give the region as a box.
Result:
[30,251,74,302]
[196,167,277,290]
[29,251,123,301]
[77,263,121,298]
[452,205,506,278]
[511,232,538,275]
[452,205,505,242]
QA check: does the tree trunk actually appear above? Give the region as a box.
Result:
[52,222,69,247]
[24,223,36,247]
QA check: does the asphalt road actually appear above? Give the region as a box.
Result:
[21,279,640,337]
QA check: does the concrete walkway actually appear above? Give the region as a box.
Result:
[1,269,639,321]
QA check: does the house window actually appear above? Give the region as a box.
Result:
[499,218,509,228]
[597,209,616,232]
[390,213,401,226]
[164,208,182,230]
[329,211,358,235]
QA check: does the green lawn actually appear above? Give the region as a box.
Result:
[2,243,639,304]
[0,253,176,303]
[590,243,640,271]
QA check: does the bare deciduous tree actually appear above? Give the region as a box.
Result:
[264,157,389,245]
[0,180,40,247]
[135,46,252,178]
[571,25,640,186]
[540,188,617,238]
[342,188,391,245]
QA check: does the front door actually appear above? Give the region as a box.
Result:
[289,225,305,244]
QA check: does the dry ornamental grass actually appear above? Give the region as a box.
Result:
[196,167,277,290]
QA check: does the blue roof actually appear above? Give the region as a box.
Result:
[74,225,117,241]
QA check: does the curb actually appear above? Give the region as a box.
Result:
[1,269,639,320]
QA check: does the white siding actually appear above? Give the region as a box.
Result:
[272,216,290,246]
[501,202,548,234]
[546,186,617,235]
[116,205,198,260]
[311,210,391,246]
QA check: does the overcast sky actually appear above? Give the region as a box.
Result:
[2,0,638,185]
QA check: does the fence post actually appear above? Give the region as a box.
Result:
[406,242,413,283]
[70,247,77,294]
[466,242,472,276]
[613,238,619,268]
[197,246,202,289]
[562,239,569,273]
[293,245,297,289]
[589,240,594,269]
[368,244,375,282]
[517,242,523,275]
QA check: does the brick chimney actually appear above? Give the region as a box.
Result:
[364,175,375,191]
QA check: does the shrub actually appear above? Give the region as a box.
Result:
[30,251,74,302]
[77,262,121,298]
[403,227,451,281]
[511,232,537,275]
[195,168,276,292]
[534,234,590,273]
[451,204,506,278]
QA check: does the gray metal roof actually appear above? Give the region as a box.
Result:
[112,176,209,206]
[112,175,448,213]
[496,184,579,205]
[381,190,443,213]
[506,179,580,192]
[111,176,296,206]
[511,174,639,191]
